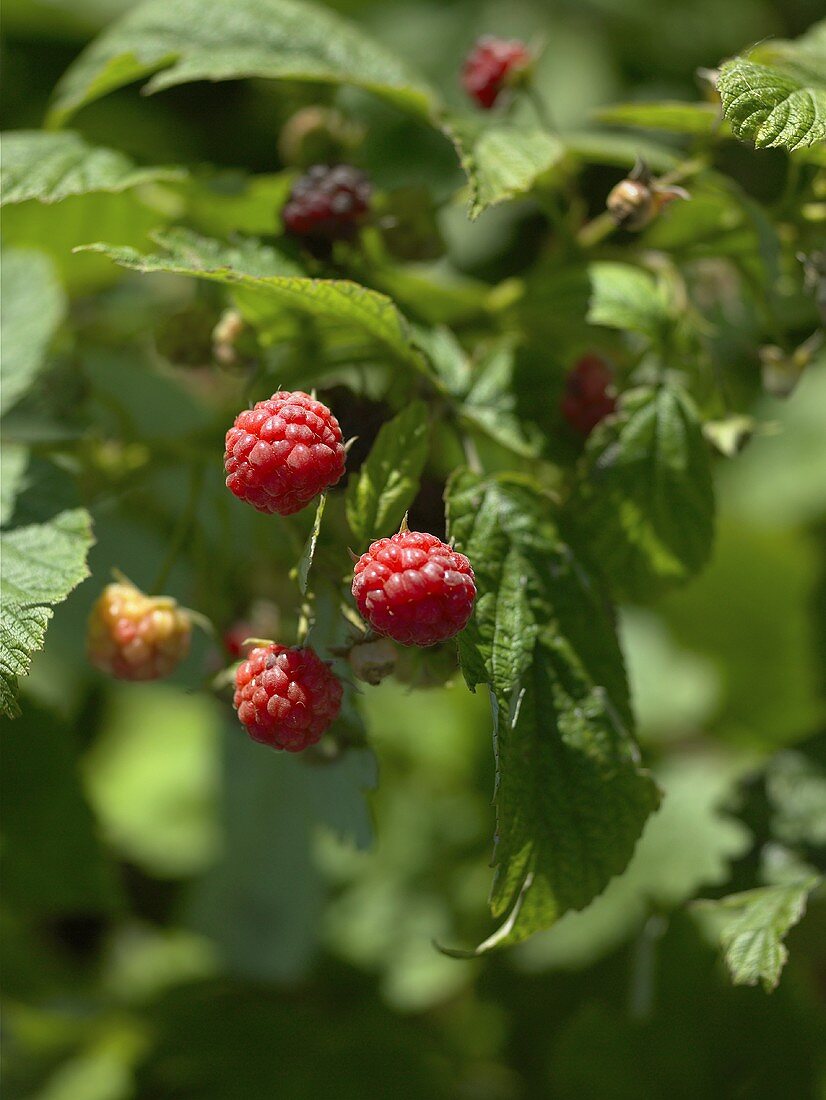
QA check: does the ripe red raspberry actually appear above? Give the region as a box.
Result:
[352,531,476,647]
[561,355,617,436]
[233,644,343,751]
[87,581,191,681]
[282,164,371,240]
[224,391,346,515]
[462,36,532,110]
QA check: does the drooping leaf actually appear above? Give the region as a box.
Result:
[0,248,66,416]
[445,471,660,951]
[48,0,441,127]
[0,129,183,205]
[346,401,429,546]
[297,493,326,596]
[698,878,821,991]
[718,21,826,152]
[446,115,565,220]
[587,262,671,344]
[81,229,425,369]
[0,508,94,717]
[594,101,720,135]
[571,385,715,602]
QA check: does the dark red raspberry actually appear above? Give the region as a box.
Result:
[282,164,371,240]
[234,644,343,751]
[462,36,532,110]
[561,355,617,436]
[224,391,346,515]
[352,531,476,647]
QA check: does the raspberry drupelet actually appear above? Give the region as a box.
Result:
[224,391,346,515]
[282,164,372,240]
[233,644,343,751]
[352,530,476,647]
[561,355,618,436]
[87,581,191,681]
[462,36,532,110]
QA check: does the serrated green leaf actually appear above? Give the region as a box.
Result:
[80,229,424,369]
[0,130,183,205]
[699,878,821,991]
[445,471,659,951]
[48,0,440,128]
[0,248,66,416]
[460,339,539,458]
[346,401,429,546]
[297,492,326,596]
[765,751,826,848]
[0,508,94,717]
[594,101,720,135]
[718,21,826,151]
[446,115,565,220]
[571,385,715,602]
[587,262,671,343]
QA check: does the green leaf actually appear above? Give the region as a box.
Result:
[562,131,680,172]
[297,492,326,596]
[594,101,720,135]
[0,129,183,205]
[765,750,826,848]
[0,445,29,526]
[48,0,440,128]
[81,229,424,369]
[460,339,539,458]
[445,471,660,951]
[446,115,565,220]
[698,878,821,991]
[587,262,671,343]
[0,508,94,717]
[0,248,66,416]
[718,21,826,151]
[346,401,429,546]
[571,385,715,602]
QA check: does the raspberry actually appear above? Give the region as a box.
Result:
[233,644,343,751]
[282,164,371,240]
[87,581,191,681]
[462,36,532,110]
[352,531,476,647]
[561,355,617,436]
[224,391,346,515]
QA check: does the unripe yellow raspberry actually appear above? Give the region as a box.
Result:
[87,581,192,681]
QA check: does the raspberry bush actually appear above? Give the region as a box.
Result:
[2,1,825,1092]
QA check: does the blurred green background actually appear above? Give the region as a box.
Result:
[2,0,826,1097]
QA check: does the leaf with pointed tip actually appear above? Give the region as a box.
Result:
[297,493,326,596]
[594,101,720,135]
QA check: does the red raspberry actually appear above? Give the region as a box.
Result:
[561,355,617,436]
[462,36,532,110]
[282,164,371,240]
[87,581,191,681]
[352,531,476,647]
[233,644,343,751]
[224,391,346,515]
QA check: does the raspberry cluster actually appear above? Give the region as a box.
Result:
[462,36,532,109]
[561,355,618,436]
[282,164,372,240]
[352,530,476,647]
[233,644,343,751]
[224,391,346,515]
[87,581,191,681]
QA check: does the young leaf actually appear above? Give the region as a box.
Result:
[297,493,326,596]
[570,385,715,602]
[0,508,94,717]
[0,130,183,205]
[81,230,425,370]
[445,471,660,951]
[587,262,671,344]
[698,878,821,991]
[594,101,720,135]
[718,21,826,152]
[446,115,565,220]
[48,0,441,128]
[346,401,429,546]
[0,248,66,416]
